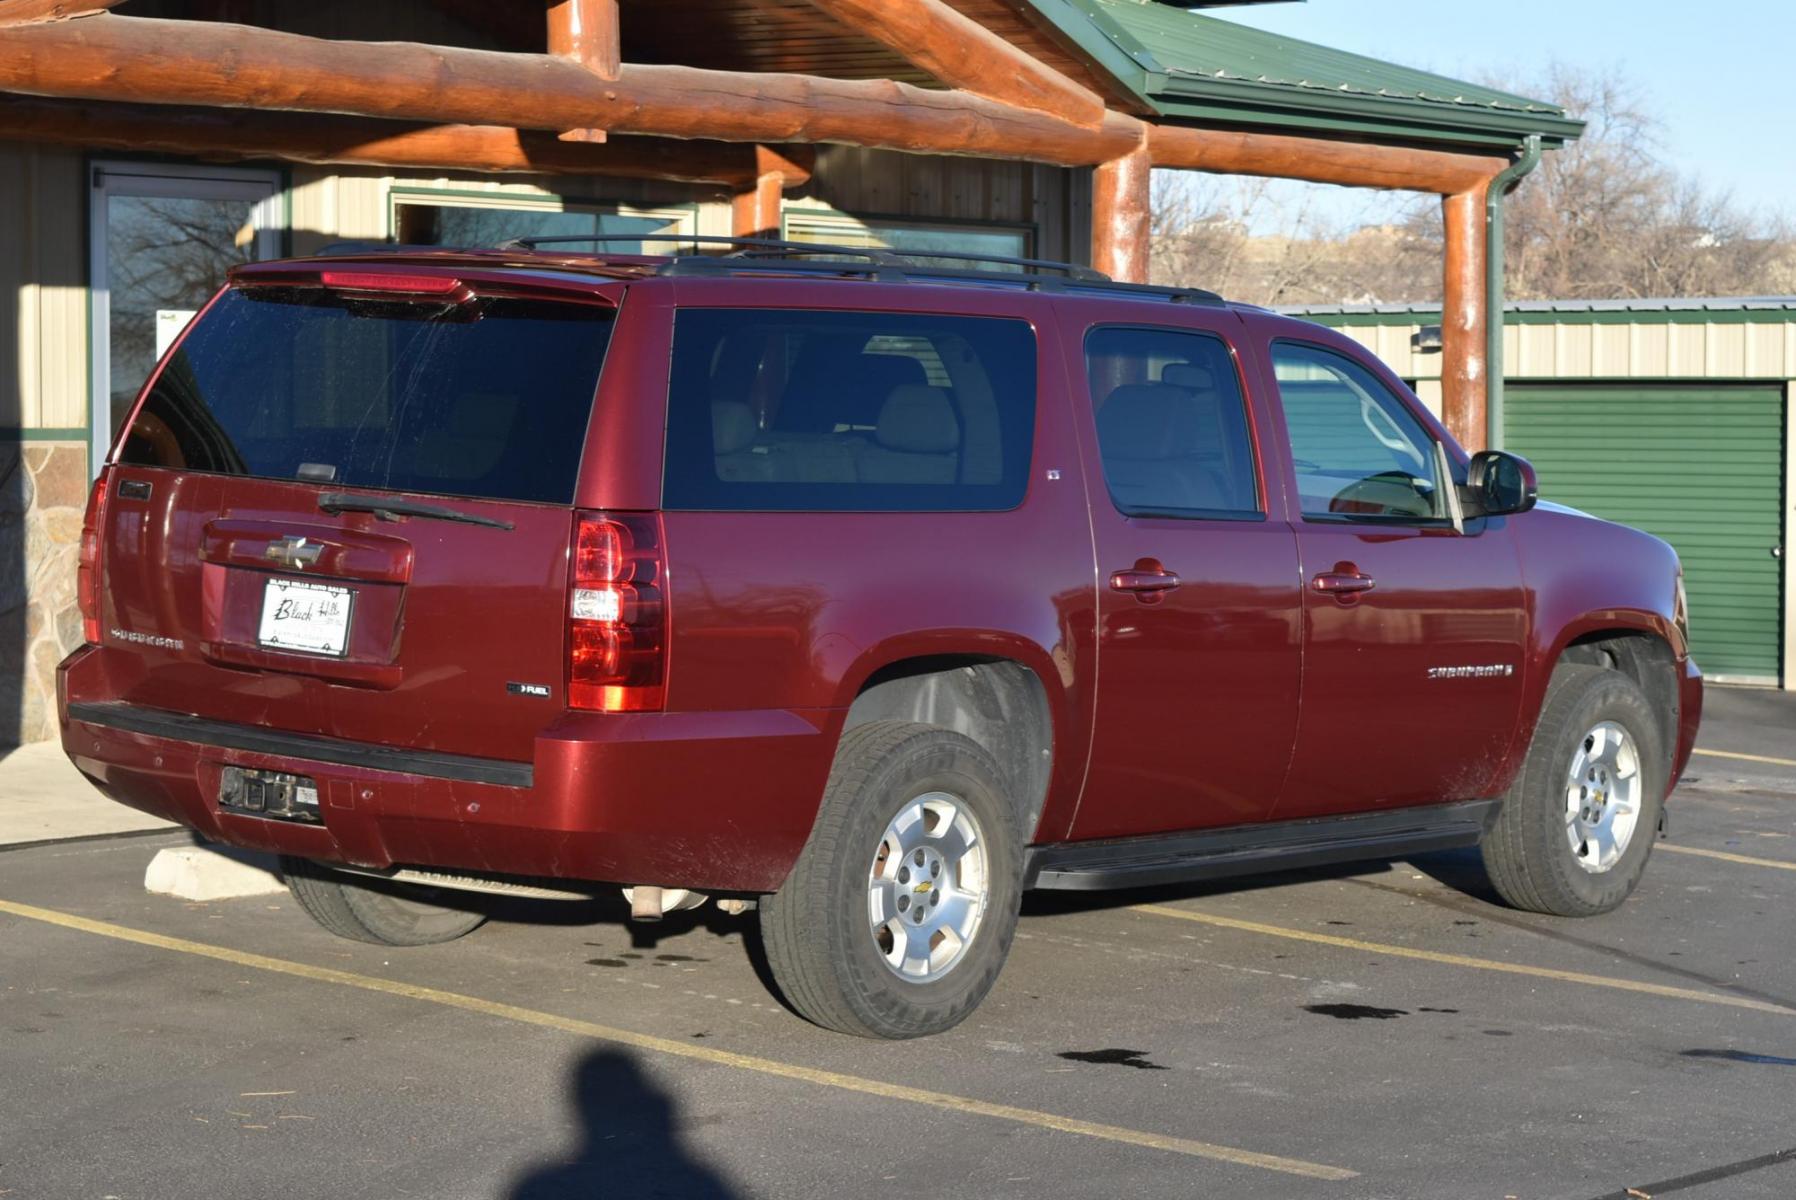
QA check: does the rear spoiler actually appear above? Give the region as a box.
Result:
[227,261,621,307]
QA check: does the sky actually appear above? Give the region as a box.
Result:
[1195,0,1793,230]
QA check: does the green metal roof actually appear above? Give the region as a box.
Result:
[1027,0,1584,151]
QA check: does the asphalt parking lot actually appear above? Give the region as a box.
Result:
[3,687,1794,1200]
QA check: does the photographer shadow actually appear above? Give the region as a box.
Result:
[509,1048,739,1200]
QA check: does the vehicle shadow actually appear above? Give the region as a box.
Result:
[508,1047,740,1200]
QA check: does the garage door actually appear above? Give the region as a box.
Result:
[1506,383,1784,683]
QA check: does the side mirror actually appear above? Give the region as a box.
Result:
[1462,450,1538,518]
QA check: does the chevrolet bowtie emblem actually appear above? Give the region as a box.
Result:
[264,536,325,571]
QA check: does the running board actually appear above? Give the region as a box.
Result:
[1024,800,1499,892]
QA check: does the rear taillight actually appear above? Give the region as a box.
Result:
[568,512,666,712]
[76,469,110,645]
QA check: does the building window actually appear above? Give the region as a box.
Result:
[783,209,1031,266]
[391,190,697,253]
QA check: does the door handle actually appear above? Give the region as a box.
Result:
[1312,570,1377,599]
[1110,564,1182,600]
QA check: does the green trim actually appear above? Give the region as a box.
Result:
[1150,77,1580,146]
[1147,94,1534,149]
[1296,309,1796,328]
[2,428,91,441]
[1485,136,1543,451]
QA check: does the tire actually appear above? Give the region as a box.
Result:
[280,856,488,946]
[759,721,1024,1039]
[1481,663,1666,917]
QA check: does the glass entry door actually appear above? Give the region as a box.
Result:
[89,162,283,474]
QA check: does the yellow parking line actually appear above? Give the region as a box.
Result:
[1660,843,1796,871]
[0,898,1355,1182]
[1693,747,1796,769]
[1131,904,1794,1017]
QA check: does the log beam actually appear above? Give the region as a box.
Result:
[1440,184,1491,450]
[804,0,1105,128]
[1092,140,1151,283]
[0,95,780,186]
[547,0,617,144]
[0,0,123,26]
[0,14,1141,165]
[1149,124,1506,196]
[0,14,1515,197]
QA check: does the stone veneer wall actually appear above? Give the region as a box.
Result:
[1,440,86,748]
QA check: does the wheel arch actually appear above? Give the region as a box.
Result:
[1499,613,1684,798]
[1555,626,1681,783]
[840,649,1061,843]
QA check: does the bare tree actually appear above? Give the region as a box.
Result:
[1150,65,1794,304]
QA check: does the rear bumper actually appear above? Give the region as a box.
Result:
[58,648,835,893]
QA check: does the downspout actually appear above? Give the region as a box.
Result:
[1484,134,1542,450]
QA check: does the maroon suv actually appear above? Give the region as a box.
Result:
[60,241,1701,1039]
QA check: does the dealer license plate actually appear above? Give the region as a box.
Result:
[257,578,354,657]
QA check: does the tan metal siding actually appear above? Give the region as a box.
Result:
[287,166,729,256]
[1322,316,1796,384]
[0,143,86,430]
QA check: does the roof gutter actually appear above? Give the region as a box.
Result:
[1485,134,1542,450]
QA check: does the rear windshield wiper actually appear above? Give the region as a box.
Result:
[317,491,515,531]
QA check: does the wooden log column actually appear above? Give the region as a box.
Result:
[731,145,810,238]
[547,0,618,144]
[1092,142,1151,283]
[1441,183,1491,450]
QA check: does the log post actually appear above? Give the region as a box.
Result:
[731,145,809,239]
[1092,141,1151,283]
[547,0,618,143]
[1441,183,1491,450]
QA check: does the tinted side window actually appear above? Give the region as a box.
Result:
[121,288,611,505]
[1271,341,1444,522]
[662,309,1036,512]
[1084,326,1260,519]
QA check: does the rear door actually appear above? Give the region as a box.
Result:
[1065,312,1303,838]
[98,269,617,763]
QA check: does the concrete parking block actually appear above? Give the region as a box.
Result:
[144,844,285,901]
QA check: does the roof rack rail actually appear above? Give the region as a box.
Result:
[324,232,1227,306]
[498,233,1111,281]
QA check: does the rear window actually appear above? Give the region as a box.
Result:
[662,308,1037,512]
[119,286,612,505]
